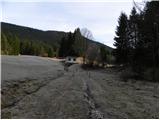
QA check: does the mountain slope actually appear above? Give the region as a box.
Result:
[1,22,113,55]
[1,22,67,47]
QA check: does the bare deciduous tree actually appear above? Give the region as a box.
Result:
[86,43,99,66]
[80,28,95,64]
[80,28,94,40]
[133,0,146,12]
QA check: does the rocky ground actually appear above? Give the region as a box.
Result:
[1,55,159,119]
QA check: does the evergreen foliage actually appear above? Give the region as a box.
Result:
[1,32,55,57]
[113,1,159,82]
[113,12,130,64]
[1,22,113,59]
[58,28,87,58]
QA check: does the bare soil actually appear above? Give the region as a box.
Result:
[1,55,159,119]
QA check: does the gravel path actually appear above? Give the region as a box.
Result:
[1,55,159,119]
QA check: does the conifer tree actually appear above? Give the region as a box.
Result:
[48,47,54,57]
[73,28,85,57]
[113,12,130,64]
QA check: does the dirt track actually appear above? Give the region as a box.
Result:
[1,55,159,119]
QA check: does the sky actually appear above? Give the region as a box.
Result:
[1,0,144,48]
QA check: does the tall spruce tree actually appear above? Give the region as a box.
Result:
[129,7,139,49]
[113,12,130,64]
[143,1,159,67]
[128,7,140,65]
[58,37,66,57]
[73,28,85,57]
[141,1,159,81]
[67,32,76,56]
[58,32,76,57]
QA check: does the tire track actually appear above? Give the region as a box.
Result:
[68,65,104,118]
[82,71,104,119]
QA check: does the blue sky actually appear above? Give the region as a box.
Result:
[1,0,144,48]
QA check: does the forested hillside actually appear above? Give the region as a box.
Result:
[1,22,67,57]
[1,22,113,60]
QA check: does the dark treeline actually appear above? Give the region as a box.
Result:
[1,26,112,66]
[59,28,113,66]
[113,1,159,82]
[1,32,55,57]
[59,28,86,57]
